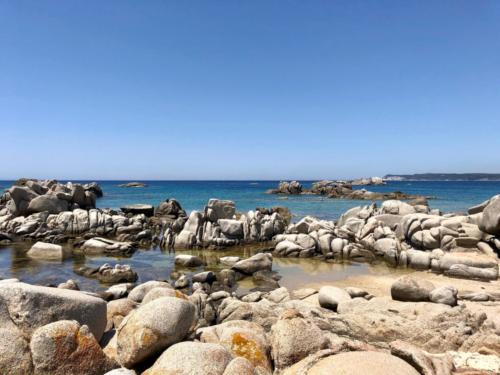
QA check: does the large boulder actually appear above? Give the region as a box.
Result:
[479,196,500,235]
[270,309,329,371]
[27,241,64,260]
[0,327,33,374]
[27,195,69,214]
[218,219,244,239]
[81,237,135,255]
[156,199,186,219]
[120,204,154,217]
[175,254,203,267]
[205,199,236,221]
[0,282,107,340]
[116,297,195,367]
[143,341,233,375]
[232,253,273,275]
[391,276,435,302]
[30,320,117,375]
[282,350,419,375]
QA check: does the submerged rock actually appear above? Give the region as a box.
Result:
[27,241,65,260]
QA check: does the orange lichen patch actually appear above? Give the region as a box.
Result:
[139,328,158,346]
[175,290,188,300]
[230,332,266,368]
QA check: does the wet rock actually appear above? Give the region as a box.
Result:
[97,264,138,284]
[116,296,195,367]
[57,279,80,290]
[220,256,241,267]
[232,253,273,275]
[318,286,351,311]
[0,282,107,340]
[193,271,216,284]
[81,237,136,255]
[391,276,435,302]
[27,241,64,260]
[175,254,203,267]
[30,320,117,375]
[143,341,233,375]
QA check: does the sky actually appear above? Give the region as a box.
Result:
[1,1,499,180]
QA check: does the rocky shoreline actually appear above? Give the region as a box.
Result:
[0,179,499,374]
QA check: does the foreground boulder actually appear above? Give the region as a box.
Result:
[479,195,500,235]
[0,282,107,340]
[143,341,233,375]
[0,327,33,374]
[282,350,419,375]
[30,320,117,375]
[116,297,195,367]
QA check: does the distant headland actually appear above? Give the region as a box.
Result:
[384,173,500,181]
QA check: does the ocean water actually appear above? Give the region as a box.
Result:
[2,180,498,220]
[0,180,499,291]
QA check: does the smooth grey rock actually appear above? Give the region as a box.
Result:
[206,199,236,221]
[232,253,273,275]
[218,219,244,238]
[479,196,500,235]
[27,195,68,214]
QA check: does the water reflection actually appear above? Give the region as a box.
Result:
[0,242,407,293]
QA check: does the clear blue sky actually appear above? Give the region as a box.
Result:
[1,1,499,180]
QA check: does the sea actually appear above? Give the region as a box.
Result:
[0,180,499,291]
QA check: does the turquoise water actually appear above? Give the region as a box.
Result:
[2,180,500,220]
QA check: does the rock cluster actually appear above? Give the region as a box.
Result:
[268,179,423,200]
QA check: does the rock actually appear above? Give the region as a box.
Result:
[27,241,64,260]
[381,200,416,216]
[220,256,241,267]
[0,327,33,374]
[81,237,135,255]
[206,199,236,221]
[120,204,154,217]
[58,279,80,290]
[127,281,172,303]
[218,219,244,239]
[143,341,233,375]
[479,195,500,235]
[291,288,318,300]
[429,286,458,306]
[270,309,329,371]
[175,254,203,267]
[232,253,273,275]
[97,264,138,284]
[27,195,69,214]
[391,276,435,302]
[198,319,271,371]
[142,287,180,305]
[174,275,190,289]
[107,298,137,330]
[156,199,186,219]
[273,181,303,195]
[318,286,351,311]
[193,271,216,284]
[118,182,147,188]
[30,320,116,375]
[116,296,195,367]
[390,340,454,375]
[0,282,107,340]
[222,357,256,375]
[282,350,420,375]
